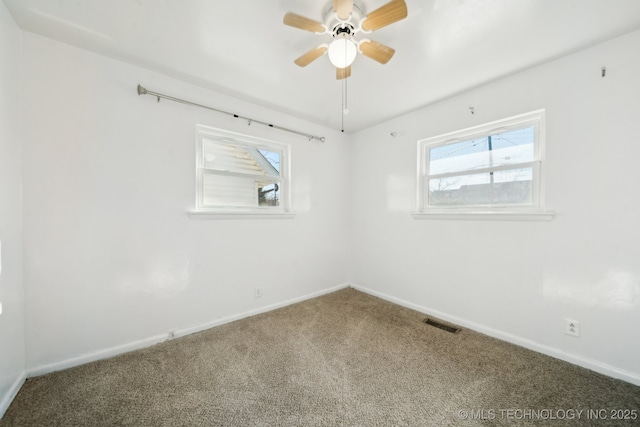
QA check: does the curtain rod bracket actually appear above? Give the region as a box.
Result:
[136,84,325,143]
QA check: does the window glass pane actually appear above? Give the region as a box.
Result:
[203,140,280,177]
[429,127,534,175]
[257,149,280,175]
[203,174,281,208]
[203,174,257,207]
[196,126,291,213]
[428,167,533,207]
[258,181,280,207]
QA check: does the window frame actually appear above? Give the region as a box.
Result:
[414,110,554,221]
[191,125,294,219]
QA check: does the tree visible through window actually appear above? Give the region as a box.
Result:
[257,149,280,207]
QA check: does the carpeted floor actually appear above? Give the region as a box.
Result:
[2,288,639,426]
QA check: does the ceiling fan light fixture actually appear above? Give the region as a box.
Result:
[327,34,357,68]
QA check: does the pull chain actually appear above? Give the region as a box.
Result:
[341,72,349,133]
[339,38,351,133]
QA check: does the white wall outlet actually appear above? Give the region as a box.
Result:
[255,288,262,299]
[0,301,3,316]
[565,318,580,337]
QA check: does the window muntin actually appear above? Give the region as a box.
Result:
[196,126,290,213]
[418,110,545,213]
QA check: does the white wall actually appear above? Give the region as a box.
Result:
[9,12,640,401]
[0,0,25,417]
[21,33,351,372]
[349,29,640,384]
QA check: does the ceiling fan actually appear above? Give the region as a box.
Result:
[283,0,408,80]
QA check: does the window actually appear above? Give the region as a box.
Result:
[415,110,553,220]
[193,125,292,217]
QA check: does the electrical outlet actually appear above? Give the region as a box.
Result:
[255,288,262,299]
[565,319,580,337]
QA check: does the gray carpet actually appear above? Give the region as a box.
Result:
[2,288,639,426]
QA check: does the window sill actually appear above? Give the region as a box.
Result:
[188,210,296,220]
[411,210,555,221]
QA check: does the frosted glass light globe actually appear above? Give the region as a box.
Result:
[328,35,357,68]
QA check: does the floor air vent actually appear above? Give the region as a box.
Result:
[424,318,461,334]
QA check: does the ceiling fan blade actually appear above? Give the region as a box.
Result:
[361,0,408,31]
[283,12,325,33]
[294,46,328,67]
[359,40,395,64]
[336,66,352,80]
[333,0,354,20]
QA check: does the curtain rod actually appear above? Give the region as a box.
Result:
[137,85,325,143]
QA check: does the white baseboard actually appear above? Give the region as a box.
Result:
[27,283,350,378]
[27,333,169,378]
[0,371,26,419]
[349,283,640,387]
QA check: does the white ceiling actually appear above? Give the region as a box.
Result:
[4,0,640,132]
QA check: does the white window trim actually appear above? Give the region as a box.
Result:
[189,125,295,219]
[413,109,554,221]
[188,211,296,220]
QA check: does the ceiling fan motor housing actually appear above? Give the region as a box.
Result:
[323,0,367,34]
[334,24,354,36]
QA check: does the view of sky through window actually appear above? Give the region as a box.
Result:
[429,127,534,176]
[258,149,280,173]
